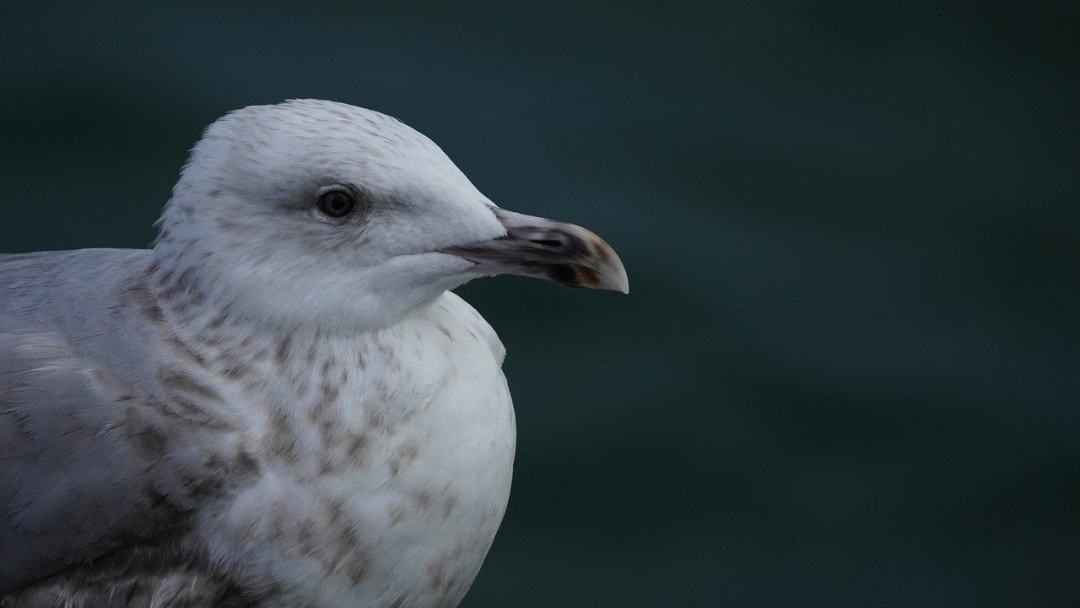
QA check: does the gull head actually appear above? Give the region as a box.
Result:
[152,99,628,332]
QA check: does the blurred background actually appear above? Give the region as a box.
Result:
[2,1,1079,606]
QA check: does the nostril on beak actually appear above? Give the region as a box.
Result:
[529,238,563,248]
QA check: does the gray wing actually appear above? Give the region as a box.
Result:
[0,326,182,592]
[0,250,212,593]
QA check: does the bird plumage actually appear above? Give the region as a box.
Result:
[1,100,625,607]
[1,249,514,607]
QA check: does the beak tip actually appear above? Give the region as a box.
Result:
[594,252,630,295]
[613,271,630,295]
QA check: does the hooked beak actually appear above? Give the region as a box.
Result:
[442,209,630,294]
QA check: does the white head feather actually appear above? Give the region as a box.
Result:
[152,100,506,333]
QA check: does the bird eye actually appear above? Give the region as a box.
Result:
[317,189,356,218]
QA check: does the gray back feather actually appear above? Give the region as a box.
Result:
[0,250,187,592]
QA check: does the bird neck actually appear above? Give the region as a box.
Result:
[143,252,445,350]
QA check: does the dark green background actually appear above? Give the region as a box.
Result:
[3,1,1079,606]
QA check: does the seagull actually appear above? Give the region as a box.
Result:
[0,100,627,608]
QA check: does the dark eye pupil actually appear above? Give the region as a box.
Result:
[319,190,355,217]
